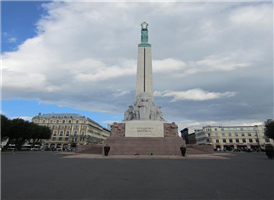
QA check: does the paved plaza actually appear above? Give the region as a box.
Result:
[1,152,273,200]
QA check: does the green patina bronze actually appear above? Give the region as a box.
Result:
[138,22,151,47]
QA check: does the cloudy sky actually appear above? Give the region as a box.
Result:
[1,0,273,131]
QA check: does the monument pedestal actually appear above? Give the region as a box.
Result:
[103,137,185,156]
[104,121,185,155]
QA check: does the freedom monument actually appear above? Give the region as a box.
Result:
[103,22,186,155]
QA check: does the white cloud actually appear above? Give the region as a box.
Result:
[1,2,272,124]
[112,89,130,97]
[155,88,236,102]
[11,116,33,122]
[177,120,264,132]
[153,58,186,73]
[8,37,17,43]
[101,120,116,125]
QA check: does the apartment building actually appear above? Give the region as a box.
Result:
[195,125,273,151]
[32,113,110,149]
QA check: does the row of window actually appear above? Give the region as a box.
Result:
[209,132,258,137]
[51,137,86,142]
[205,127,264,131]
[49,125,87,130]
[36,119,81,124]
[52,130,85,136]
[215,138,270,143]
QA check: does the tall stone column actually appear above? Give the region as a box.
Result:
[136,46,153,101]
[135,22,154,101]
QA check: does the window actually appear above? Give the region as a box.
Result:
[58,137,62,141]
[75,125,79,129]
[229,139,233,143]
[52,137,56,141]
[241,133,245,136]
[67,125,71,129]
[248,133,251,136]
[228,133,232,137]
[208,133,211,137]
[74,131,78,136]
[215,128,217,131]
[76,120,79,123]
[63,120,65,123]
[242,139,246,143]
[65,138,69,141]
[69,120,71,123]
[236,139,239,143]
[61,125,64,129]
[256,139,259,143]
[66,131,70,136]
[222,133,225,137]
[249,139,253,143]
[55,125,58,129]
[223,139,226,143]
[53,131,57,136]
[265,139,270,143]
[235,133,238,136]
[43,120,46,123]
[216,139,219,143]
[57,120,59,123]
[82,131,85,135]
[221,128,224,131]
[60,131,63,136]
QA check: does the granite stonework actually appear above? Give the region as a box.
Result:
[110,121,179,138]
[76,144,103,154]
[125,121,164,137]
[111,122,125,137]
[103,137,185,156]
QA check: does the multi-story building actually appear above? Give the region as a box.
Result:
[195,125,274,151]
[32,113,110,150]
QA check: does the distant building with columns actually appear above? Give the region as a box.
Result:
[32,113,110,149]
[194,125,273,151]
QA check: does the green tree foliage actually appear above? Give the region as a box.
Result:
[9,118,31,150]
[1,116,52,150]
[265,120,274,140]
[27,123,51,147]
[1,115,11,139]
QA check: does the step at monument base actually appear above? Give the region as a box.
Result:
[103,137,185,156]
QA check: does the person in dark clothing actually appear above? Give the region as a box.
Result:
[265,145,274,159]
[104,144,110,156]
[180,146,186,156]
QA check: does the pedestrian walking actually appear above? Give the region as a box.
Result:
[180,145,186,156]
[104,144,110,156]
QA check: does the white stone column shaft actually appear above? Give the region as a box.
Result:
[135,46,154,100]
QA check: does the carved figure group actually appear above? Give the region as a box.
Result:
[123,92,165,121]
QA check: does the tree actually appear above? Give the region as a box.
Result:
[265,119,274,140]
[27,123,51,147]
[9,118,31,150]
[1,115,11,140]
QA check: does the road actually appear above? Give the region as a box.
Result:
[1,152,273,200]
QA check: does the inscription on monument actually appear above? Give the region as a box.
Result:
[125,121,164,137]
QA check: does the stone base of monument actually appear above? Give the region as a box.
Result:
[103,137,185,156]
[76,144,103,154]
[186,144,214,154]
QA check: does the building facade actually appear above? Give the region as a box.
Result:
[32,113,110,150]
[195,125,274,151]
